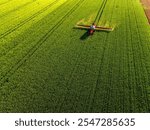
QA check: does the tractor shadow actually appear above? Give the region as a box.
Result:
[80,31,90,40]
[80,30,109,40]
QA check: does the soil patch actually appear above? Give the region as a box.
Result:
[141,0,150,24]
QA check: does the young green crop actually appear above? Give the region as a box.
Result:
[0,0,150,112]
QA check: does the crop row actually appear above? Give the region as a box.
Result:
[0,0,103,112]
[0,0,150,112]
[0,0,32,16]
[131,0,150,111]
[0,0,57,36]
[127,0,149,112]
[87,0,150,112]
[95,0,108,24]
[0,0,71,62]
[55,0,116,112]
[0,0,60,38]
[0,0,67,58]
[0,0,70,80]
[0,0,85,86]
[89,0,121,112]
[0,0,37,19]
[0,0,13,6]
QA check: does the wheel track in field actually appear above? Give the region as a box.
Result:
[108,0,123,112]
[0,0,56,28]
[0,0,60,39]
[129,0,144,112]
[87,0,115,112]
[94,0,108,25]
[97,0,114,113]
[57,37,91,112]
[120,0,128,112]
[57,0,108,112]
[102,0,118,113]
[125,0,134,112]
[127,1,145,112]
[130,0,150,111]
[0,0,71,58]
[97,0,108,24]
[126,0,137,112]
[0,0,85,86]
[88,34,108,112]
[0,0,37,19]
[94,0,105,23]
[104,0,118,112]
[0,0,13,6]
[123,0,132,112]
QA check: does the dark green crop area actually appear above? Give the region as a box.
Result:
[0,0,150,112]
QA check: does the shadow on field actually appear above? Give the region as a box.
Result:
[80,31,90,40]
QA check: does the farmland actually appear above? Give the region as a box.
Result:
[0,0,150,112]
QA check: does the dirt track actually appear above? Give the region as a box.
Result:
[141,0,150,24]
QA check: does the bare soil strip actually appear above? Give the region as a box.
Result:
[141,0,150,24]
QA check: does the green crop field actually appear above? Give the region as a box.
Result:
[0,0,150,113]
